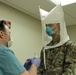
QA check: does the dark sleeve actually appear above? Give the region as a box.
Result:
[37,47,45,75]
[62,42,76,75]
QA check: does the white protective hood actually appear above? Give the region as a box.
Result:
[39,4,70,49]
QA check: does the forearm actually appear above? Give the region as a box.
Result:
[28,64,37,75]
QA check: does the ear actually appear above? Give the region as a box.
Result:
[0,31,4,39]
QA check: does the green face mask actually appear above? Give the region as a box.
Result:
[46,26,55,36]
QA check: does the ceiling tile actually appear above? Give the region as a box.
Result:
[0,0,76,26]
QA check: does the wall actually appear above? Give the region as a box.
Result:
[67,25,76,43]
[0,2,43,64]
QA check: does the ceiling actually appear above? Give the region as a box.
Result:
[0,0,76,26]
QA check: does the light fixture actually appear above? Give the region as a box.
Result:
[50,0,76,6]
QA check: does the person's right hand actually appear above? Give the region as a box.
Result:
[31,58,40,68]
[24,59,32,70]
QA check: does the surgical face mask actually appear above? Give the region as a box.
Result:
[7,37,13,47]
[46,26,55,36]
[3,35,13,48]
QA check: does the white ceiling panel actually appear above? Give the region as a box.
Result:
[0,0,76,26]
[63,3,76,26]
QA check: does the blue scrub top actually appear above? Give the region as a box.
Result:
[0,45,26,75]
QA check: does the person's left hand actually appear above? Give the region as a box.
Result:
[31,58,41,68]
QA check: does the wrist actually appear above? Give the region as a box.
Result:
[32,63,38,68]
[31,64,37,69]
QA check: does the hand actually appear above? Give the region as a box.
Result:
[31,58,41,68]
[24,59,32,70]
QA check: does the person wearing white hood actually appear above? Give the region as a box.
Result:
[38,4,76,75]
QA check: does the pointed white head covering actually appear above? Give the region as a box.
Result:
[39,4,70,49]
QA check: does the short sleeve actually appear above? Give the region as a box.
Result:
[0,70,3,75]
[0,46,26,75]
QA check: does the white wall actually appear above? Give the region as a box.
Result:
[67,25,76,43]
[0,2,43,64]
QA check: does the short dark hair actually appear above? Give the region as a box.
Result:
[0,20,11,32]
